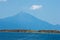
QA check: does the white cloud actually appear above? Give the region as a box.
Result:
[30,5,43,10]
[0,0,7,2]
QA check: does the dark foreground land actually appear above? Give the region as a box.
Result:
[0,30,60,33]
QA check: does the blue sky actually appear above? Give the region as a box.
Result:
[0,0,60,25]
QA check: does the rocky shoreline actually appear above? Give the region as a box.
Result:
[0,30,60,33]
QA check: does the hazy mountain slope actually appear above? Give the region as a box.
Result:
[0,12,59,30]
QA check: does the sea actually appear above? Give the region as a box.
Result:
[0,32,60,40]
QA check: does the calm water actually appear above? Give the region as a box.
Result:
[0,32,60,40]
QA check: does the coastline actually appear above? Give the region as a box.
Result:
[0,30,60,34]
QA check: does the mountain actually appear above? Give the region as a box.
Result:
[55,24,60,27]
[0,12,59,30]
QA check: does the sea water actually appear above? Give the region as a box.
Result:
[0,32,60,40]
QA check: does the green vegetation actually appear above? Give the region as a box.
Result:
[0,30,60,33]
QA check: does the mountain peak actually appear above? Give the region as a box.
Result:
[15,12,30,17]
[0,12,59,30]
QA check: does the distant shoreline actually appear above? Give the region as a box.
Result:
[0,30,60,34]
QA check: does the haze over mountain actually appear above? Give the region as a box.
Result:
[0,12,60,30]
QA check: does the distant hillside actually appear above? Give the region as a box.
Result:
[0,12,60,30]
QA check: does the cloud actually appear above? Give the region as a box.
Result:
[0,0,7,2]
[30,5,43,10]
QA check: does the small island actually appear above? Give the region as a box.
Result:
[0,30,37,33]
[38,30,60,33]
[0,30,60,33]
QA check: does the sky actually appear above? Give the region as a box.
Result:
[0,0,60,25]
